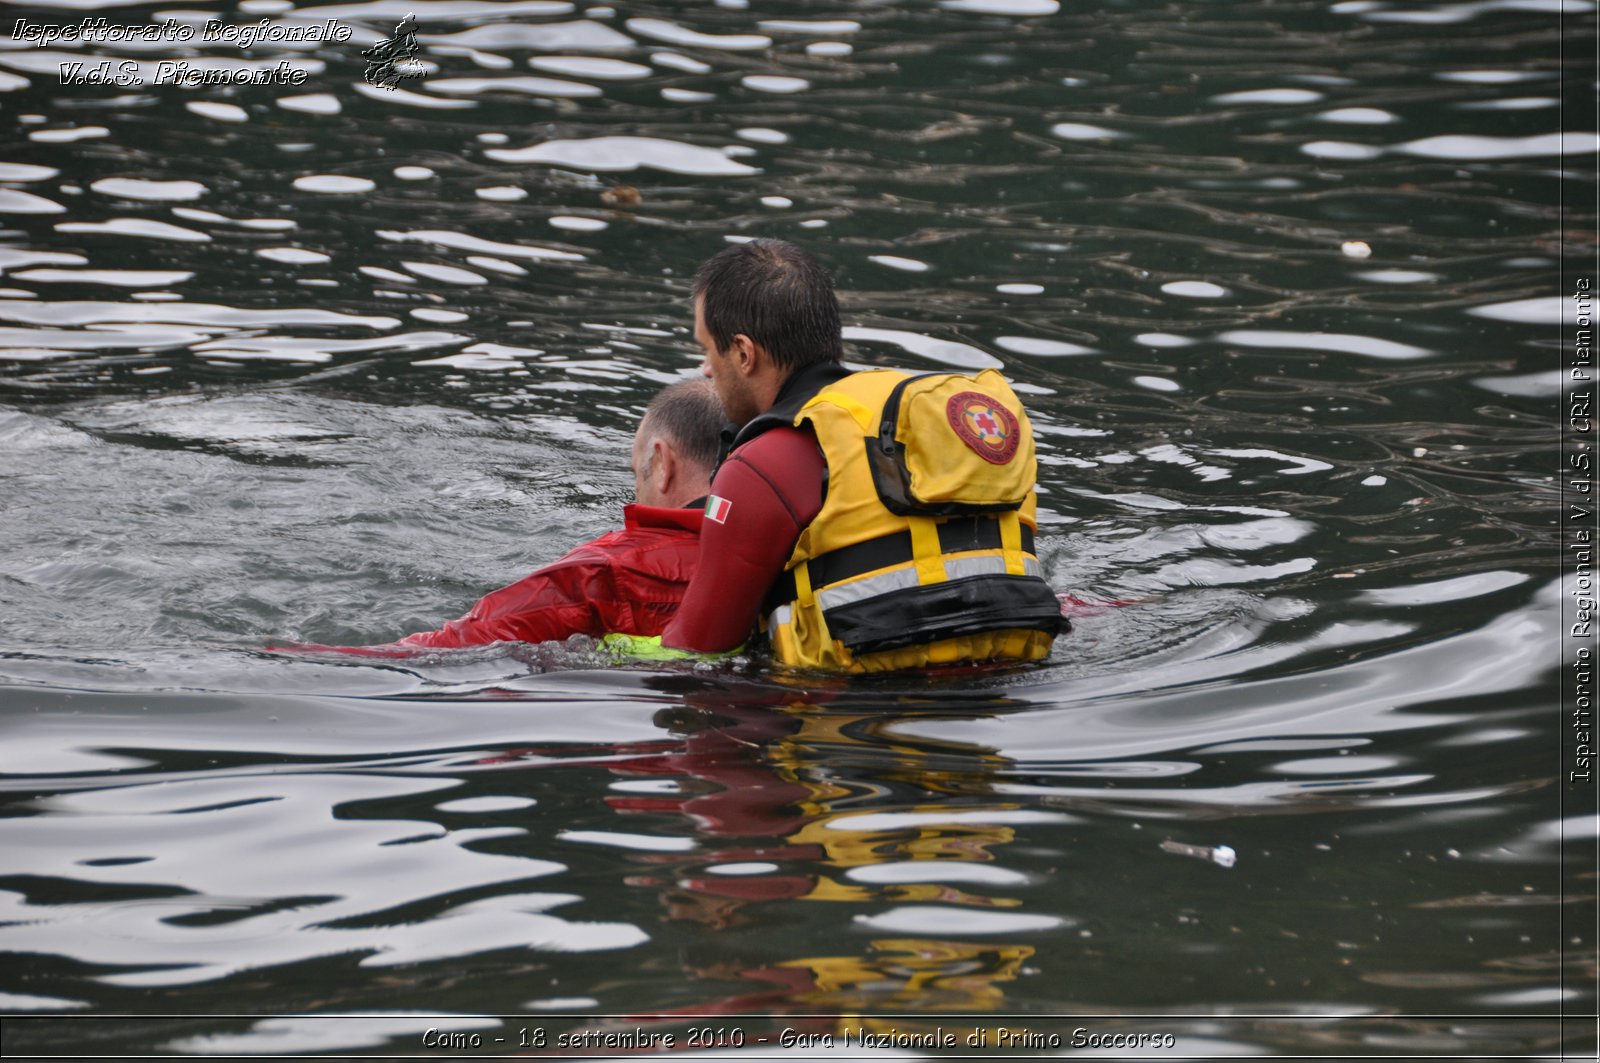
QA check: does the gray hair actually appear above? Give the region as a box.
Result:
[641,378,727,473]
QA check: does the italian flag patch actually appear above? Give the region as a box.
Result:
[705,495,732,524]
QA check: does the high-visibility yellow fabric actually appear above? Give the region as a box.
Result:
[602,633,742,663]
[763,368,1056,674]
[891,370,1037,510]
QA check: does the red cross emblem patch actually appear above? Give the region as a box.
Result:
[946,391,1021,464]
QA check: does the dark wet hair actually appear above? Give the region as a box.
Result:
[692,238,843,372]
[642,378,727,472]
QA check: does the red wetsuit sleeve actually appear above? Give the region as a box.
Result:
[663,426,826,653]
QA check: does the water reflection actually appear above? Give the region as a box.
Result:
[458,679,1059,1018]
[0,771,642,988]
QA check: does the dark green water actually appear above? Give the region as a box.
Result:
[0,0,1595,1056]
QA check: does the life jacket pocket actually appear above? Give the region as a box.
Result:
[865,368,1037,516]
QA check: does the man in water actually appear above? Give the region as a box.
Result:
[654,239,1065,672]
[317,378,725,653]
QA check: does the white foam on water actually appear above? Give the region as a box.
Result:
[0,190,67,214]
[486,136,758,176]
[1218,329,1430,359]
[475,186,527,201]
[557,829,696,851]
[1134,375,1182,392]
[736,127,789,144]
[940,0,1061,15]
[0,163,58,182]
[186,101,249,123]
[351,82,476,109]
[548,215,608,231]
[292,175,375,194]
[741,75,810,94]
[1466,296,1573,325]
[257,248,330,264]
[277,93,341,114]
[867,254,930,272]
[994,335,1095,356]
[844,326,1002,369]
[435,796,536,812]
[91,178,208,201]
[1162,280,1229,298]
[377,229,585,261]
[1212,87,1324,104]
[13,269,194,287]
[758,19,861,33]
[1392,131,1599,159]
[855,905,1068,933]
[650,51,712,73]
[402,261,488,285]
[1316,107,1399,124]
[1051,121,1126,140]
[624,17,770,49]
[528,56,652,79]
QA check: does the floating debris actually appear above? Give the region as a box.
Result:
[1161,840,1237,868]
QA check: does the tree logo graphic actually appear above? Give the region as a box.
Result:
[363,13,422,88]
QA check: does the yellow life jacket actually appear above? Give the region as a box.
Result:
[761,368,1065,673]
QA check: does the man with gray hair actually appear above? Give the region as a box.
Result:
[372,378,726,650]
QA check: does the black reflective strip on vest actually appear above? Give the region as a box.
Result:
[764,517,1037,613]
[822,572,1067,656]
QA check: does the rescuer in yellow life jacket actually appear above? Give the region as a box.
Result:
[647,238,1066,673]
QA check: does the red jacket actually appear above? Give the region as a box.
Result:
[393,503,703,649]
[278,504,701,657]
